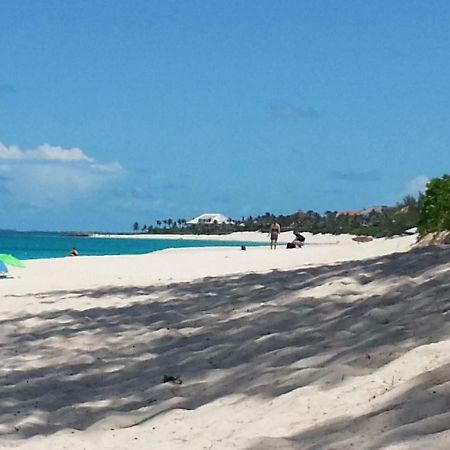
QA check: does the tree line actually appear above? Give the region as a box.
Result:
[132,174,450,238]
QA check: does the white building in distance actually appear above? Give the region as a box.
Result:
[186,213,234,225]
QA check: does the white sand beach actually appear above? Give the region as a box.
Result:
[1,232,450,450]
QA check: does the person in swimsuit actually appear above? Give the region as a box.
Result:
[269,221,281,249]
[292,231,305,248]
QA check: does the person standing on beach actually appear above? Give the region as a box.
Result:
[269,221,281,249]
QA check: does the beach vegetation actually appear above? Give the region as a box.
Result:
[418,174,450,235]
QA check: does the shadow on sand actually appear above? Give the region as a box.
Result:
[0,246,449,447]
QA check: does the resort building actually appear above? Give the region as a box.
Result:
[186,213,235,225]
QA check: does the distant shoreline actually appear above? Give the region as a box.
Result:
[88,231,374,247]
[89,231,273,242]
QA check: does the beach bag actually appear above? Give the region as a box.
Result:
[286,242,296,249]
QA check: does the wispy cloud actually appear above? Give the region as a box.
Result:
[403,175,429,197]
[269,102,320,120]
[90,162,123,173]
[0,84,16,95]
[330,170,381,183]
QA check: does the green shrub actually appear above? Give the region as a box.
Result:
[418,174,450,235]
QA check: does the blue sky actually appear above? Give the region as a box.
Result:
[1,0,449,231]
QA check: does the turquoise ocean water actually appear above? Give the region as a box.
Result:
[0,231,263,260]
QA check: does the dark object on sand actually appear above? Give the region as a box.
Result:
[352,236,373,243]
[241,245,246,250]
[163,375,183,384]
[286,242,296,249]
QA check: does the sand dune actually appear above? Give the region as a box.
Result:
[1,235,449,449]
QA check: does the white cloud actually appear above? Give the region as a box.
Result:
[33,144,94,162]
[0,142,94,162]
[0,142,125,208]
[0,144,23,159]
[404,175,429,197]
